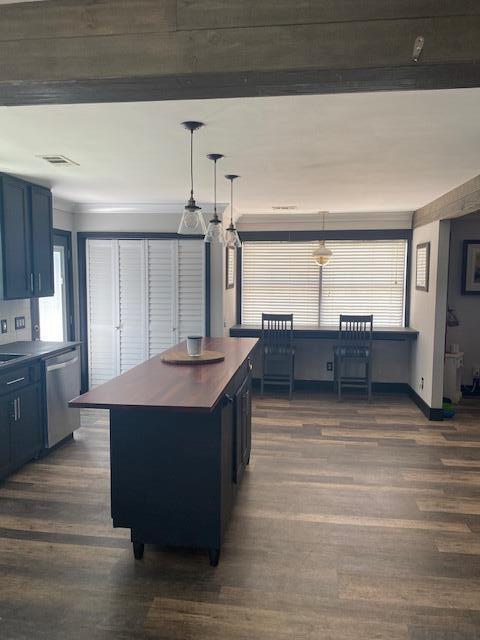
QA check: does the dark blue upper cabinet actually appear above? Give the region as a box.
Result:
[0,174,53,300]
[30,185,54,297]
[0,176,33,300]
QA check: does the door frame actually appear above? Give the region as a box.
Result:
[31,228,75,342]
[78,232,211,393]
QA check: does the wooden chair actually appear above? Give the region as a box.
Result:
[334,314,373,401]
[261,313,295,399]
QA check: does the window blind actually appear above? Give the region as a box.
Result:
[319,240,407,327]
[241,239,407,327]
[242,241,320,325]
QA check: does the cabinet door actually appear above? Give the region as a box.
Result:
[242,374,252,466]
[10,383,42,467]
[0,395,13,477]
[0,176,32,299]
[30,184,54,297]
[234,375,251,484]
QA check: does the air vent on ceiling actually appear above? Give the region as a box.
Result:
[38,154,79,167]
[272,205,297,211]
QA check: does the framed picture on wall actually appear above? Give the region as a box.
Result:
[226,246,235,289]
[416,242,430,291]
[462,239,480,295]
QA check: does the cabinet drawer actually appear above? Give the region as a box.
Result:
[0,362,40,396]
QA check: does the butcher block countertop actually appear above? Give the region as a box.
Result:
[69,337,258,413]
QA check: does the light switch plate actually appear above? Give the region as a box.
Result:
[0,319,7,334]
[15,316,26,330]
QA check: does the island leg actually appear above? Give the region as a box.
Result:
[133,542,144,560]
[208,548,220,567]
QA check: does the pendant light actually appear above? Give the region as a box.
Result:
[178,121,207,236]
[312,212,332,266]
[204,153,225,245]
[224,174,242,248]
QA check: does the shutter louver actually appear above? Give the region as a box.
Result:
[177,240,205,341]
[86,239,117,387]
[118,240,146,373]
[147,240,176,357]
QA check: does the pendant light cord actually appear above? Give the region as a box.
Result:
[214,158,217,216]
[230,178,234,225]
[190,129,194,197]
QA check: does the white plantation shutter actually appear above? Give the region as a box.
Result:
[242,239,407,328]
[147,240,176,356]
[320,240,407,327]
[118,240,147,373]
[242,241,320,325]
[177,240,205,341]
[87,238,206,387]
[86,239,118,387]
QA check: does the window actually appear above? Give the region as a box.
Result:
[241,239,407,327]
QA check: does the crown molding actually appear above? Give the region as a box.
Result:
[52,195,76,213]
[236,211,413,231]
[73,202,228,216]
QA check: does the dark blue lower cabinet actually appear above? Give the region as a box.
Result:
[0,363,42,481]
[110,369,252,566]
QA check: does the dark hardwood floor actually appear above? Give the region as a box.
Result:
[0,391,479,639]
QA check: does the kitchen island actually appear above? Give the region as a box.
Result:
[70,337,258,566]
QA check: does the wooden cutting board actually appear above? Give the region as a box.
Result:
[160,350,225,365]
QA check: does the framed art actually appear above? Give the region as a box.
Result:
[416,242,430,291]
[462,239,480,295]
[226,246,235,289]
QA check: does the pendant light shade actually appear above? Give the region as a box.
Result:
[204,153,225,245]
[312,212,332,266]
[224,174,242,248]
[312,241,332,266]
[178,121,207,236]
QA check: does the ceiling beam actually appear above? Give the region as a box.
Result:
[413,175,480,227]
[0,1,480,105]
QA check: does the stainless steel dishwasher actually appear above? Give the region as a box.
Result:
[44,348,81,448]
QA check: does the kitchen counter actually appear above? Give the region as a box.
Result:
[69,336,258,566]
[0,340,81,371]
[70,337,257,413]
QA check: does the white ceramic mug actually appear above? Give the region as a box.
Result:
[187,336,203,357]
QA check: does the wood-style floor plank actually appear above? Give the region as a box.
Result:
[0,391,479,639]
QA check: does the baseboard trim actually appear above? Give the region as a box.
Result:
[408,386,443,421]
[252,379,409,394]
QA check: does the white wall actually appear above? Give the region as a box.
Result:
[409,219,450,408]
[249,338,411,383]
[446,211,480,384]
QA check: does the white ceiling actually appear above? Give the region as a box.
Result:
[0,88,479,214]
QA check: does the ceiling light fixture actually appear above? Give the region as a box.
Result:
[312,212,332,266]
[224,174,242,249]
[178,121,207,236]
[204,153,225,245]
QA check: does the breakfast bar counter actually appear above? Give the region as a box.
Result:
[70,337,258,565]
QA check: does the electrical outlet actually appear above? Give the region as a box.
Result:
[14,316,26,330]
[420,377,424,390]
[326,361,333,372]
[0,319,7,334]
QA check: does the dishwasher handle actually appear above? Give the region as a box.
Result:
[46,355,79,373]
